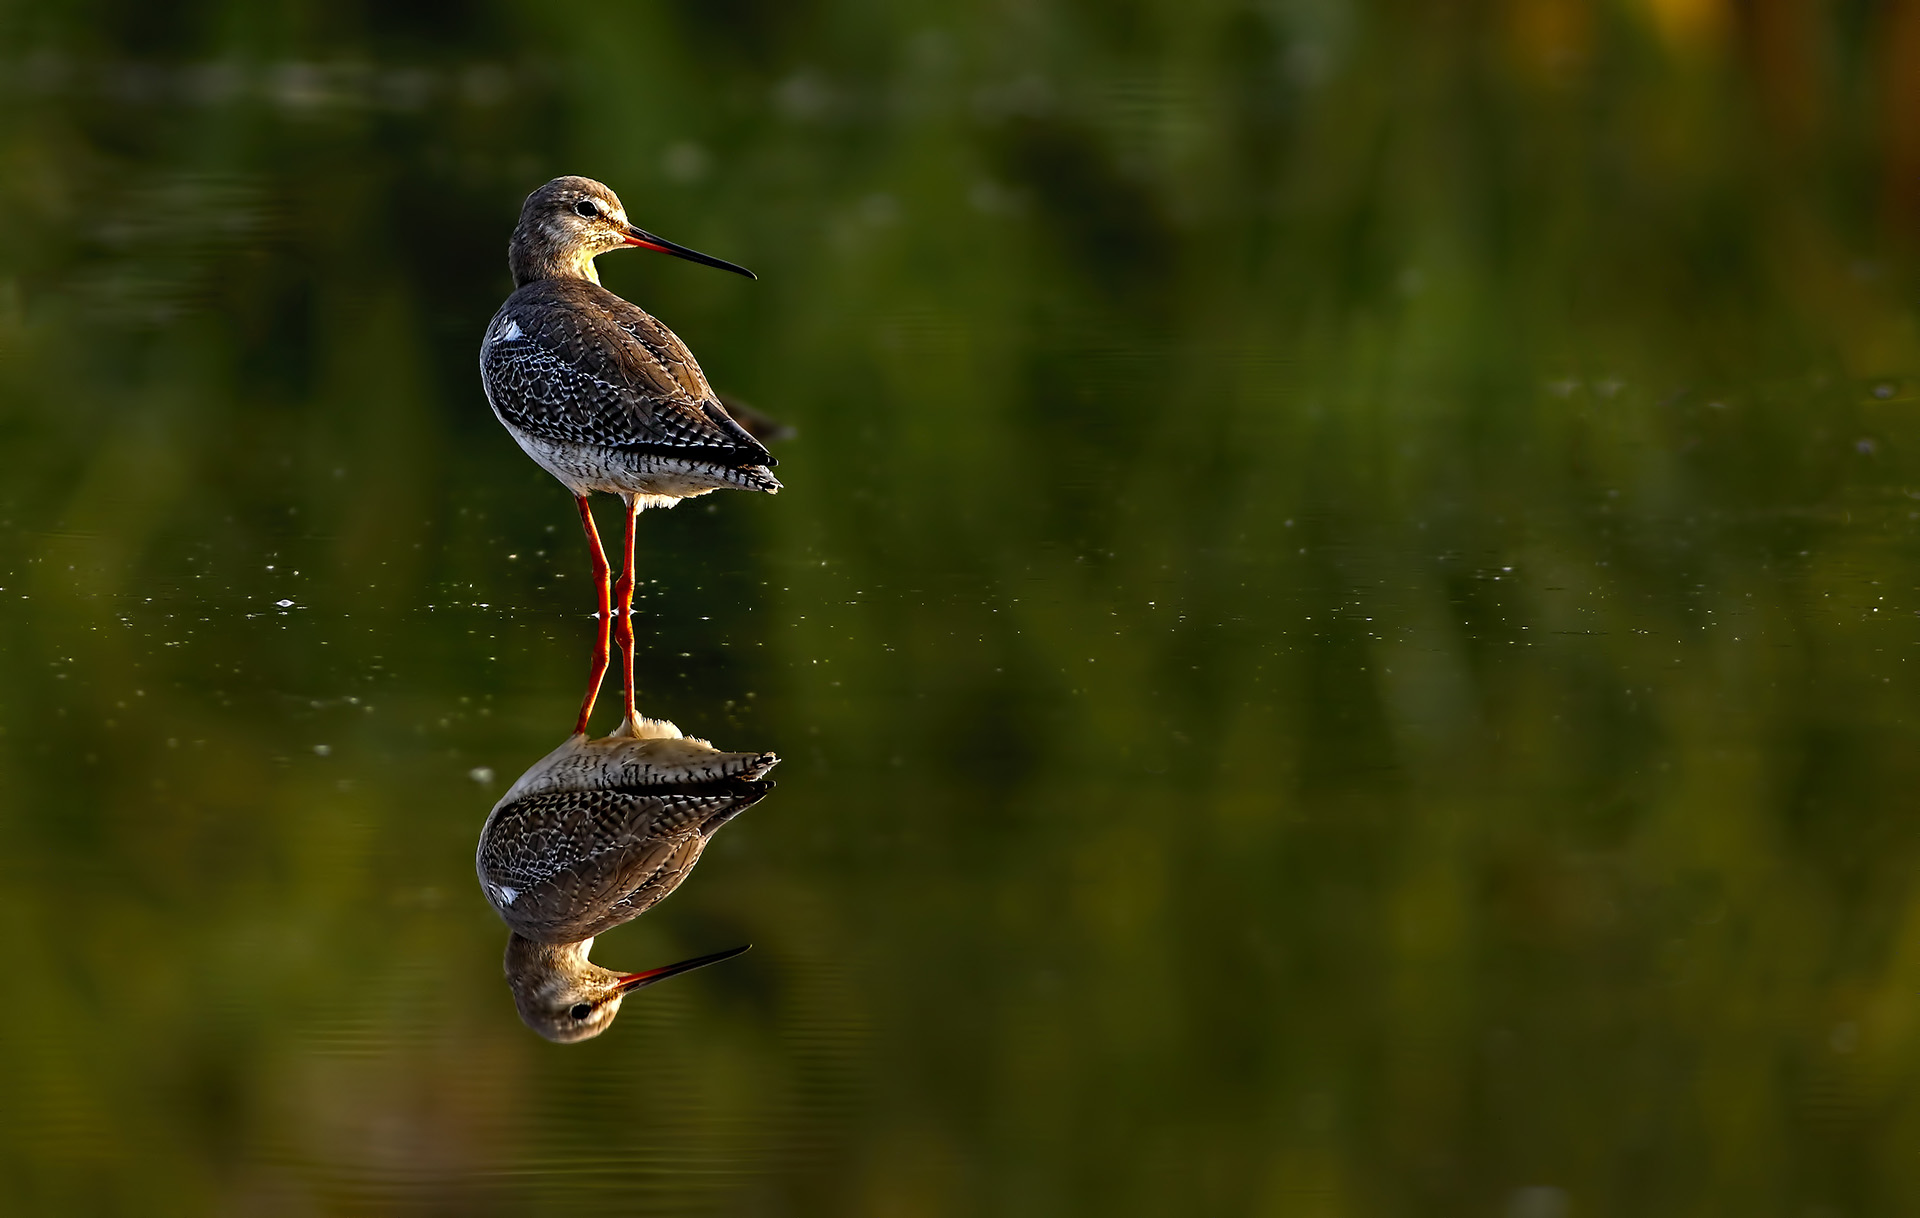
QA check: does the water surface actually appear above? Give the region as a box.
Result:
[4,4,1920,1215]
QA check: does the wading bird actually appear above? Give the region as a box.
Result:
[480,176,776,736]
[477,717,777,1042]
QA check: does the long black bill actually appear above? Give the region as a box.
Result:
[616,943,752,992]
[623,225,757,279]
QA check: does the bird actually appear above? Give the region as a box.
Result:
[476,716,778,1042]
[480,175,777,737]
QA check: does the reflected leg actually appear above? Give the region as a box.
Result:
[613,494,642,729]
[573,494,612,737]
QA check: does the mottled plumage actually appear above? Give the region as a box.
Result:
[476,722,777,943]
[479,780,770,943]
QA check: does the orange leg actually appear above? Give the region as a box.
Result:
[613,494,642,729]
[573,494,612,737]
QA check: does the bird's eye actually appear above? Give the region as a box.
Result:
[569,1002,593,1020]
[573,199,600,219]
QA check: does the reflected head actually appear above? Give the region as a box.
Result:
[503,936,751,1044]
[504,935,630,1043]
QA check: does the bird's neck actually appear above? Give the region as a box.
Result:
[507,934,594,974]
[505,934,608,990]
[510,240,601,289]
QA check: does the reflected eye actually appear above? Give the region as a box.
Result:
[573,199,600,219]
[569,1002,592,1020]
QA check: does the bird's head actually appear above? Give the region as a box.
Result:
[509,175,755,287]
[503,935,749,1043]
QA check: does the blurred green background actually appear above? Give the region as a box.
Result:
[5,0,1920,1213]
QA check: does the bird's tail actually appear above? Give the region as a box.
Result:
[721,464,781,494]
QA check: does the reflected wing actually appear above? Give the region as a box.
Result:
[481,279,773,467]
[478,781,770,942]
[716,394,796,445]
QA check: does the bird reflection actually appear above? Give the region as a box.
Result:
[477,715,777,1042]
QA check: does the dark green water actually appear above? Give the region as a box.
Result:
[6,2,1920,1214]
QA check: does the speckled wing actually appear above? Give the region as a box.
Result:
[477,780,771,943]
[481,279,774,467]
